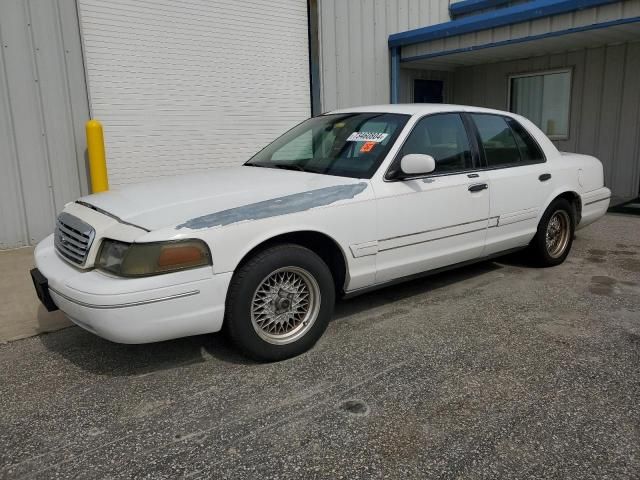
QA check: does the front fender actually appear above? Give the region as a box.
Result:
[228,224,350,274]
[200,195,378,291]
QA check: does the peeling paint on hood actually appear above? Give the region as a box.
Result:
[176,183,368,230]
[77,166,370,231]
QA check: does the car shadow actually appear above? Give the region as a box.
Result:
[38,258,506,377]
[333,259,504,320]
[38,326,256,376]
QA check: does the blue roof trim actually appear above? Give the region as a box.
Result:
[449,0,512,17]
[400,15,640,63]
[389,0,619,48]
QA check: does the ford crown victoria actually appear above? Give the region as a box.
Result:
[32,105,611,360]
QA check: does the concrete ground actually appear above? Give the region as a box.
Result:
[0,247,71,343]
[1,214,638,479]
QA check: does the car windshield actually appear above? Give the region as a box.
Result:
[245,113,409,178]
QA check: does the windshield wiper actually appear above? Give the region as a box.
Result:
[247,162,307,172]
[271,163,306,172]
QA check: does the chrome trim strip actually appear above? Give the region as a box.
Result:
[584,196,611,206]
[379,217,489,242]
[349,240,379,258]
[491,216,534,228]
[377,213,531,252]
[49,288,200,310]
[378,227,487,252]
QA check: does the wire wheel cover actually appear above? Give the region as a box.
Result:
[545,210,571,258]
[250,267,321,345]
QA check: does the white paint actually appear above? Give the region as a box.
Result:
[399,154,436,175]
[34,104,610,344]
[350,241,379,258]
[76,167,367,232]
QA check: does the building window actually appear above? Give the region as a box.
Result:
[509,69,571,139]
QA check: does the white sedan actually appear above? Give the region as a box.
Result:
[32,105,611,360]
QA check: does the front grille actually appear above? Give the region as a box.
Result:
[54,212,96,266]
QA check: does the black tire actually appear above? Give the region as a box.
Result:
[529,197,576,267]
[225,244,335,361]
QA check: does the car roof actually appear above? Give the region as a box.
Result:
[327,103,514,117]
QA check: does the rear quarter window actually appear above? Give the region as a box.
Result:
[506,117,545,163]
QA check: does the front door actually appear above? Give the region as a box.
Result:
[373,113,490,284]
[414,79,443,103]
[467,113,554,256]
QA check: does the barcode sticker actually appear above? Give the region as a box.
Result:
[347,132,388,142]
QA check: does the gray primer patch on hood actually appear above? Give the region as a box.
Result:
[176,182,368,230]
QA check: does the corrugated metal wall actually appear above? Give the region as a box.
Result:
[316,0,640,199]
[317,0,640,113]
[0,0,89,249]
[453,42,640,200]
[403,0,640,59]
[318,0,449,112]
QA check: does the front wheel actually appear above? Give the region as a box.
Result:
[528,198,575,267]
[225,244,335,361]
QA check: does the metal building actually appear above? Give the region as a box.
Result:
[2,0,639,251]
[1,0,311,249]
[317,0,640,203]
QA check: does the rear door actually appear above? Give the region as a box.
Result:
[373,113,490,284]
[467,113,553,256]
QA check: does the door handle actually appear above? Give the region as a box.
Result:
[539,173,552,182]
[468,183,488,192]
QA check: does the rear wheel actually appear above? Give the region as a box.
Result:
[529,198,575,266]
[225,244,335,361]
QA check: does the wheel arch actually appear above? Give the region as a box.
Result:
[232,230,349,294]
[541,190,582,225]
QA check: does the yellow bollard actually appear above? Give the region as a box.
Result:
[85,119,109,193]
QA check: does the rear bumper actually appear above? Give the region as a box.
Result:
[578,187,611,230]
[34,235,232,343]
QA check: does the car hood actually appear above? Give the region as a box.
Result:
[78,166,369,231]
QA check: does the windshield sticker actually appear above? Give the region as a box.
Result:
[360,141,377,153]
[347,132,388,143]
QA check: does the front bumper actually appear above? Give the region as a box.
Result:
[34,235,232,344]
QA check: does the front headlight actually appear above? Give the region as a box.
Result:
[96,239,212,277]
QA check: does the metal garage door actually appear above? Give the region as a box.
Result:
[77,0,311,187]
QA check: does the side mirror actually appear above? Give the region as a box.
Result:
[399,154,436,177]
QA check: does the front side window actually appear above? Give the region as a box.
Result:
[509,70,571,138]
[398,113,473,174]
[246,113,409,179]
